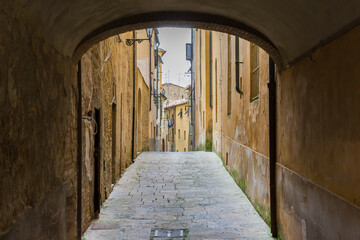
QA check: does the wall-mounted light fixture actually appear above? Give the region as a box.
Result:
[126,28,154,46]
[126,38,150,46]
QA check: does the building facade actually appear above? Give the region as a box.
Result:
[135,29,159,152]
[79,30,154,234]
[160,83,189,152]
[162,83,187,100]
[164,99,191,152]
[193,29,271,224]
[163,105,176,152]
[175,101,191,152]
[193,29,213,151]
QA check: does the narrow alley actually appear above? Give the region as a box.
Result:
[83,152,272,240]
[2,2,360,239]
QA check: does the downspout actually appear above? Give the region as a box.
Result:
[235,37,243,94]
[131,31,136,162]
[77,61,82,240]
[220,35,223,162]
[209,31,212,108]
[160,94,162,151]
[149,33,152,112]
[268,57,277,237]
[191,29,196,151]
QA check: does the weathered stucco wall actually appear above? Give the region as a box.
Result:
[277,25,360,240]
[0,5,78,240]
[193,30,270,225]
[208,31,271,224]
[0,25,150,238]
[136,68,150,153]
[137,29,159,152]
[80,32,147,232]
[194,30,213,150]
[206,27,360,239]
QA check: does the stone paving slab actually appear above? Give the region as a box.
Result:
[83,152,273,240]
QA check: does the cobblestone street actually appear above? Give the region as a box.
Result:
[83,152,272,240]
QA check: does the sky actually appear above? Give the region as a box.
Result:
[158,28,191,88]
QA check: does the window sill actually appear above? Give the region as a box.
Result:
[251,96,259,103]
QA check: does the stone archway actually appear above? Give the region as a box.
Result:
[5,1,360,70]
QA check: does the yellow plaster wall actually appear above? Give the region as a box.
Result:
[175,103,190,152]
[195,30,271,224]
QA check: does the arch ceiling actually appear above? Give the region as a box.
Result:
[21,0,360,68]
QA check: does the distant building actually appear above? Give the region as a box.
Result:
[192,29,270,223]
[164,98,190,152]
[175,101,190,152]
[161,83,191,152]
[162,83,186,101]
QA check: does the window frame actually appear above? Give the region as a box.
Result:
[250,43,260,102]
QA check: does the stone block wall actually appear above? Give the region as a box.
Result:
[80,32,149,232]
[0,23,150,238]
[0,5,78,240]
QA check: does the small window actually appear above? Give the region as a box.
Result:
[250,43,259,101]
[184,130,186,140]
[178,108,183,118]
[178,129,180,139]
[186,43,192,61]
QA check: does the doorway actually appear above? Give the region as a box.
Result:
[93,108,101,218]
[111,103,116,184]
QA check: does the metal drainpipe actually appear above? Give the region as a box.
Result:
[131,31,136,162]
[209,31,212,108]
[191,29,196,151]
[268,56,277,237]
[149,33,152,112]
[77,60,82,240]
[235,37,243,94]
